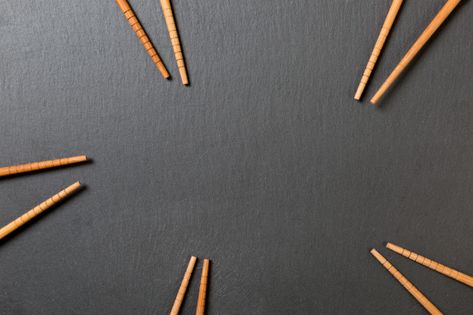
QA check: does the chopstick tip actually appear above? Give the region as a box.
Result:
[354,88,363,101]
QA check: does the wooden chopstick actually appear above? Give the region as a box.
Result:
[0,182,82,240]
[370,0,462,104]
[386,242,473,288]
[0,155,88,178]
[160,0,189,85]
[370,249,443,315]
[354,0,404,101]
[170,256,197,315]
[115,0,170,79]
[195,259,210,315]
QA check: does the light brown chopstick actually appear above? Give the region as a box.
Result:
[195,259,210,315]
[0,182,82,240]
[370,0,463,104]
[161,0,189,85]
[0,155,88,178]
[170,256,197,315]
[115,0,170,79]
[386,242,473,288]
[354,0,404,100]
[370,249,443,315]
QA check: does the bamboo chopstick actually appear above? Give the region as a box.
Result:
[354,0,404,100]
[370,249,443,315]
[386,242,473,288]
[115,0,170,79]
[161,0,189,85]
[0,155,88,178]
[0,182,82,240]
[170,256,197,315]
[195,259,210,315]
[370,0,462,104]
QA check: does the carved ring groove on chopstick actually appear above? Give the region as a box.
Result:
[354,0,404,100]
[0,182,82,240]
[161,0,189,85]
[386,242,473,288]
[371,249,443,315]
[115,0,170,79]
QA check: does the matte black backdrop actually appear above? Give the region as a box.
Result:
[0,0,472,314]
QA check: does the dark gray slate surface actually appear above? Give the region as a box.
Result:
[0,0,472,314]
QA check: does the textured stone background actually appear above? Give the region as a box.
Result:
[0,0,472,314]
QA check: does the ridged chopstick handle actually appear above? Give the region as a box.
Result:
[160,0,188,85]
[0,182,82,240]
[354,0,404,100]
[371,249,443,315]
[387,243,473,288]
[116,0,170,79]
[0,155,88,177]
[196,259,210,315]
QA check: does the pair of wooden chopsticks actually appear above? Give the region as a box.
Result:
[371,242,473,314]
[355,0,462,104]
[170,256,210,315]
[115,0,189,85]
[0,155,88,240]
